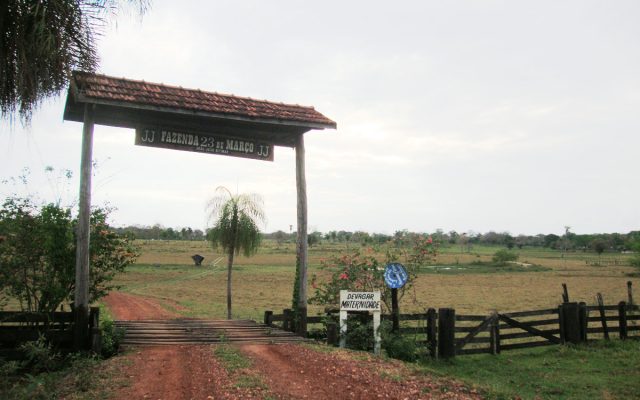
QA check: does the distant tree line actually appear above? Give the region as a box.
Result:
[116,225,640,254]
[114,224,205,241]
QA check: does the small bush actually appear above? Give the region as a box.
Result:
[630,255,640,269]
[492,249,519,265]
[383,333,418,362]
[19,336,63,373]
[100,318,125,358]
[343,318,375,351]
[0,358,21,378]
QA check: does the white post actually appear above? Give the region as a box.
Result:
[339,310,348,348]
[373,310,381,355]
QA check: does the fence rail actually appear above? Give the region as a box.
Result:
[0,308,102,358]
[265,301,640,358]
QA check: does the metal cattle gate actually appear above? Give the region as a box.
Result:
[116,319,307,346]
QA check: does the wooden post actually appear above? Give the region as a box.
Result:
[560,302,581,344]
[282,309,292,332]
[578,302,588,342]
[327,321,338,346]
[74,104,94,350]
[89,307,101,354]
[558,305,566,344]
[264,310,273,326]
[295,134,308,336]
[438,308,456,359]
[562,283,570,303]
[391,288,399,333]
[426,308,437,358]
[628,281,634,306]
[619,301,628,340]
[490,313,501,355]
[596,293,609,340]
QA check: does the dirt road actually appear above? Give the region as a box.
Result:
[104,291,482,399]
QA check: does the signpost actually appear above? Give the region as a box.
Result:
[339,290,381,355]
[135,126,274,161]
[384,263,409,333]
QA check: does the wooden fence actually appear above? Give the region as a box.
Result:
[0,308,101,359]
[265,301,639,358]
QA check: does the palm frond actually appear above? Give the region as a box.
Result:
[0,0,149,124]
[206,186,265,256]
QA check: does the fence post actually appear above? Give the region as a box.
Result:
[560,302,582,344]
[438,308,456,359]
[89,307,101,354]
[327,321,338,346]
[73,306,89,351]
[558,305,565,344]
[619,301,628,340]
[596,293,610,340]
[579,302,588,342]
[562,283,570,303]
[264,310,273,326]
[426,308,437,358]
[490,313,500,355]
[283,309,291,331]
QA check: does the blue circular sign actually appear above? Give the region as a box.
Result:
[384,263,409,289]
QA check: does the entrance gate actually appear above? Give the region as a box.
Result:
[63,72,336,347]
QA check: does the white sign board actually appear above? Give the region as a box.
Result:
[339,290,381,355]
[340,291,381,311]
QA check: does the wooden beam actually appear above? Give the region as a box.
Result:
[295,134,308,335]
[74,103,94,349]
[75,104,94,309]
[499,314,561,344]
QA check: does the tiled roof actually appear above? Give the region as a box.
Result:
[70,71,336,128]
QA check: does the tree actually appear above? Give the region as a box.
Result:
[207,187,265,319]
[0,196,138,314]
[1,0,149,124]
[492,249,519,265]
[591,239,607,259]
[307,231,322,247]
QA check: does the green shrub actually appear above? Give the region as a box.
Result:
[100,317,125,358]
[492,249,519,265]
[630,255,640,269]
[19,336,63,373]
[382,333,418,362]
[343,317,375,351]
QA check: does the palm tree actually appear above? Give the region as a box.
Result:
[1,0,149,124]
[207,186,265,319]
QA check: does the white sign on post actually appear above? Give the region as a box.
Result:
[339,290,381,355]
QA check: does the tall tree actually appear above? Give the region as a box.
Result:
[1,0,149,124]
[207,187,265,319]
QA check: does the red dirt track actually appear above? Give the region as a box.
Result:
[103,291,182,320]
[105,291,483,399]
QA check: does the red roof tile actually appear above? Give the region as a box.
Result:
[70,71,336,128]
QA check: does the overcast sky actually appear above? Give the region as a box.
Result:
[1,0,639,236]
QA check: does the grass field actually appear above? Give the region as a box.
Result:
[112,239,639,321]
[420,340,640,399]
[3,239,639,399]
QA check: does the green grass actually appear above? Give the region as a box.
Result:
[212,344,270,391]
[213,344,252,373]
[419,340,640,399]
[418,263,551,274]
